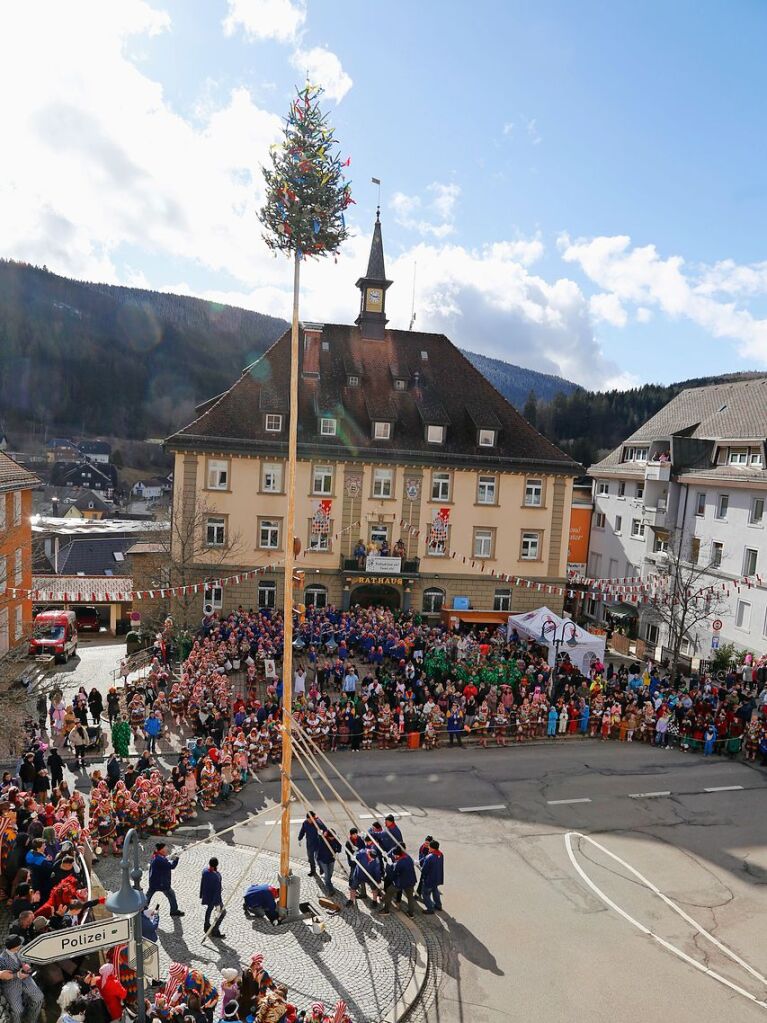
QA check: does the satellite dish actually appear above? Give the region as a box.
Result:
[203,603,214,615]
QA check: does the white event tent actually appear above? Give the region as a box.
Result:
[506,606,606,675]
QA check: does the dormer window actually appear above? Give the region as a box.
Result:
[426,425,445,444]
[321,340,330,351]
[374,421,391,440]
[729,448,748,465]
[348,375,360,387]
[265,414,283,432]
[478,429,496,447]
[320,418,337,437]
[394,378,406,391]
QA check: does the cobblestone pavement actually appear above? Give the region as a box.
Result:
[96,838,418,1021]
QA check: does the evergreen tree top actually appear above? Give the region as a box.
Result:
[259,82,352,259]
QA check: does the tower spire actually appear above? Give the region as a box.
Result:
[356,212,392,340]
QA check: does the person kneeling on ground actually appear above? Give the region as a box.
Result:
[243,884,281,926]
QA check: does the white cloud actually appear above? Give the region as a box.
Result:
[390,182,461,239]
[589,292,628,328]
[560,233,767,363]
[222,0,305,43]
[696,259,767,298]
[636,306,653,323]
[290,46,352,103]
[502,121,514,136]
[526,118,541,145]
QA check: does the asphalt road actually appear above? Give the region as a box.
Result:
[195,742,767,1023]
[56,644,767,1021]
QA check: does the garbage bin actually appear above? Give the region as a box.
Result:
[406,731,421,750]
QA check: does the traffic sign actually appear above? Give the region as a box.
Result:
[712,619,723,632]
[128,938,160,980]
[711,636,720,650]
[22,916,131,964]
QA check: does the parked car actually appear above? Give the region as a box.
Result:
[74,606,102,632]
[29,610,78,662]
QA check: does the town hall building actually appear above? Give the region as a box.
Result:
[166,215,580,621]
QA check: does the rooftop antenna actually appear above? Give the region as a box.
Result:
[371,176,381,217]
[409,261,417,331]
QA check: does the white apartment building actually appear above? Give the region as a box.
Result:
[587,379,767,665]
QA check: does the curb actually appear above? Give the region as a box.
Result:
[381,913,430,1023]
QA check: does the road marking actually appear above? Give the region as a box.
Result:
[262,817,304,825]
[359,811,412,820]
[628,791,671,799]
[704,785,744,793]
[458,803,507,813]
[565,831,767,1010]
[547,797,592,805]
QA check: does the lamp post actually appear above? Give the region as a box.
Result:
[105,829,146,1023]
[541,619,578,700]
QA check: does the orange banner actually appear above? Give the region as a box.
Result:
[568,505,592,568]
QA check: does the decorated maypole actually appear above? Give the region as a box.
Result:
[259,83,352,912]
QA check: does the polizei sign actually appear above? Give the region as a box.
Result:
[22,916,131,963]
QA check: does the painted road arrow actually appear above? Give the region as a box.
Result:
[22,916,131,964]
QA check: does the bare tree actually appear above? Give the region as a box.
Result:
[136,497,246,632]
[643,527,729,678]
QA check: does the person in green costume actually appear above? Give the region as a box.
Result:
[111,713,132,759]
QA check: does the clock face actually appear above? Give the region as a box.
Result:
[366,288,383,312]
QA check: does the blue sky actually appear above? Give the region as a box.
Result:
[2,0,767,389]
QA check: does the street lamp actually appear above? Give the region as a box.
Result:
[105,829,146,1023]
[541,619,578,700]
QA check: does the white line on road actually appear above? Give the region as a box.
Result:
[704,785,744,793]
[547,797,592,805]
[458,804,507,813]
[564,831,767,1011]
[628,791,671,799]
[359,812,412,819]
[261,817,304,825]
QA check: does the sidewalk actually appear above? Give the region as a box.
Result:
[95,838,426,1022]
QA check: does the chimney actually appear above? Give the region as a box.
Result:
[51,497,60,517]
[302,325,322,378]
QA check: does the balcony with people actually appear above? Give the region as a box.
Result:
[341,535,420,575]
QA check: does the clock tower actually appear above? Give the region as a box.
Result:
[355,209,392,340]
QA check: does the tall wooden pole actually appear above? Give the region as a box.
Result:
[279,250,301,909]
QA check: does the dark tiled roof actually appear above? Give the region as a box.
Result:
[169,324,580,472]
[79,440,111,455]
[54,536,134,575]
[364,217,387,280]
[0,451,41,494]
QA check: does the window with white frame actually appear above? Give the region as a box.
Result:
[0,496,5,530]
[312,465,333,495]
[478,429,495,447]
[431,472,451,501]
[205,516,226,546]
[636,483,644,500]
[477,474,497,504]
[320,418,337,436]
[373,421,391,440]
[618,481,626,498]
[422,587,445,613]
[13,491,21,526]
[347,375,359,387]
[13,605,22,641]
[203,584,223,610]
[304,585,327,608]
[521,531,541,560]
[736,599,751,630]
[259,519,280,549]
[623,446,649,462]
[493,589,512,612]
[370,523,389,547]
[645,623,659,645]
[261,462,283,493]
[653,533,669,554]
[426,527,449,556]
[309,520,332,551]
[711,541,723,568]
[680,635,694,656]
[743,547,758,576]
[14,548,22,585]
[258,580,276,608]
[751,450,763,466]
[426,424,445,444]
[372,468,393,498]
[695,492,706,516]
[594,512,606,529]
[750,497,764,525]
[588,551,602,577]
[206,459,229,490]
[473,528,494,559]
[729,449,748,465]
[394,378,406,391]
[615,515,623,533]
[596,481,609,495]
[524,479,543,506]
[716,493,729,519]
[630,518,645,539]
[265,413,283,432]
